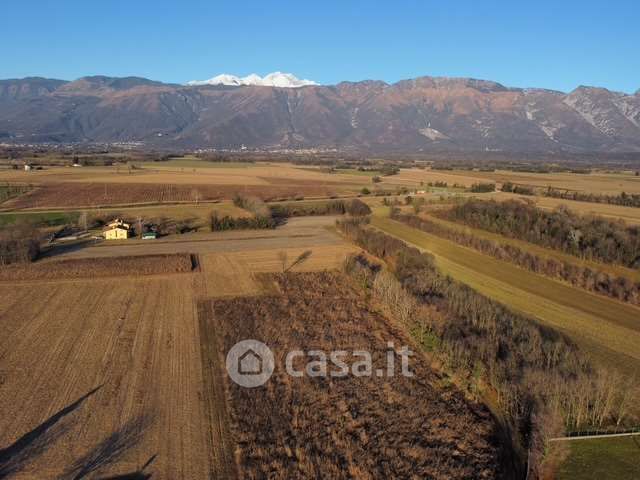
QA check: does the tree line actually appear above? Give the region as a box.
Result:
[270,198,371,219]
[0,222,41,265]
[390,210,640,305]
[212,196,372,231]
[543,187,640,208]
[336,217,637,478]
[441,199,640,269]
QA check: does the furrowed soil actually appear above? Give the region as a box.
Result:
[205,271,505,479]
[0,276,214,479]
[370,215,640,376]
[0,253,194,281]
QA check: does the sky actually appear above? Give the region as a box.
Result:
[1,0,638,93]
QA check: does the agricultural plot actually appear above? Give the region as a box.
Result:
[370,215,640,375]
[0,163,369,210]
[200,245,359,298]
[52,216,349,261]
[206,271,504,479]
[1,253,194,281]
[489,191,640,225]
[0,275,220,479]
[443,169,640,195]
[0,210,363,477]
[3,182,352,209]
[417,212,640,282]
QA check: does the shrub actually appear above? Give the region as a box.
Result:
[345,199,372,216]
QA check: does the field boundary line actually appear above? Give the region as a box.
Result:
[549,431,640,442]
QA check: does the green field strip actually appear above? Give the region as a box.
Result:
[423,213,640,282]
[370,216,640,373]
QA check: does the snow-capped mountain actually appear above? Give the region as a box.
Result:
[187,71,318,88]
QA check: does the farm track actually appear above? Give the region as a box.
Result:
[371,215,640,375]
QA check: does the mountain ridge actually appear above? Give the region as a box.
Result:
[1,74,639,152]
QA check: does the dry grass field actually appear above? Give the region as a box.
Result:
[201,245,359,297]
[207,271,505,479]
[370,213,640,376]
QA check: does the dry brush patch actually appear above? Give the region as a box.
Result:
[206,272,504,479]
[0,253,194,281]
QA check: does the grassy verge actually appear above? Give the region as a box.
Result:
[0,210,80,227]
[557,436,640,479]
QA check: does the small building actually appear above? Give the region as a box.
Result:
[105,226,129,240]
[24,164,32,171]
[104,219,131,240]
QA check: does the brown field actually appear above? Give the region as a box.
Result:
[0,163,365,187]
[0,253,194,281]
[48,216,346,260]
[2,182,349,209]
[206,271,504,479]
[201,244,359,298]
[0,275,214,479]
[0,216,364,478]
[385,167,640,195]
[446,169,640,195]
[0,163,374,210]
[2,157,640,479]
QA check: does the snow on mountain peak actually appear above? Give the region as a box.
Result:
[187,71,318,88]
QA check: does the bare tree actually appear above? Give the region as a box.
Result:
[191,188,201,206]
[78,212,88,231]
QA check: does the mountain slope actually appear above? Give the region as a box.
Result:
[1,75,639,152]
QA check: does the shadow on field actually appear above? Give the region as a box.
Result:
[63,414,155,480]
[40,238,99,260]
[96,454,156,479]
[0,386,102,479]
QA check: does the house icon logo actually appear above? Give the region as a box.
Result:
[226,339,274,388]
[238,348,263,375]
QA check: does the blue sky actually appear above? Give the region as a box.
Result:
[1,0,638,93]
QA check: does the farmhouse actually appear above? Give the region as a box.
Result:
[104,219,131,240]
